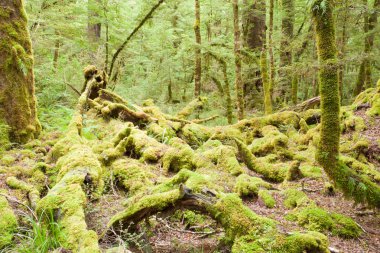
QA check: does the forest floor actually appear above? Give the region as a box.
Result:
[1,73,380,253]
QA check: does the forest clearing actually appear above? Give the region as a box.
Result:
[0,0,380,252]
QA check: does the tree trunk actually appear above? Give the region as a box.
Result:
[260,49,272,115]
[268,0,275,103]
[88,0,101,43]
[279,0,295,103]
[313,0,340,172]
[53,38,60,70]
[242,0,266,109]
[233,0,245,119]
[338,0,348,101]
[0,0,41,144]
[194,0,202,97]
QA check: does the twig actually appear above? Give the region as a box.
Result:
[65,82,81,96]
[0,193,38,221]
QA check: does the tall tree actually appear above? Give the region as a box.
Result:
[355,0,380,95]
[268,0,275,103]
[194,0,202,97]
[279,0,295,103]
[0,0,41,143]
[337,0,349,100]
[88,0,102,43]
[233,0,245,119]
[260,49,272,114]
[242,0,266,109]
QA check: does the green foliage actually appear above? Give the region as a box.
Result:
[14,211,63,253]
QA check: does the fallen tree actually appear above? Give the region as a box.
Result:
[3,67,380,252]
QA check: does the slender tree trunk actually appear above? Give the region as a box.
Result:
[291,75,298,104]
[233,0,245,119]
[338,0,348,101]
[260,50,272,114]
[88,0,101,43]
[221,60,233,124]
[312,0,340,178]
[365,0,380,88]
[194,0,202,97]
[0,0,41,143]
[268,0,275,103]
[279,0,295,103]
[53,38,60,70]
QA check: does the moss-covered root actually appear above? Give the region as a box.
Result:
[176,96,208,119]
[235,139,301,182]
[283,189,362,239]
[38,144,103,252]
[6,176,40,209]
[0,194,18,249]
[106,181,329,253]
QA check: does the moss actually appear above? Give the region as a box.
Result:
[340,155,380,182]
[249,125,289,156]
[312,0,341,198]
[283,189,313,209]
[258,189,276,208]
[231,218,330,252]
[260,50,272,115]
[275,231,329,253]
[330,213,362,238]
[6,176,40,209]
[1,154,16,165]
[108,189,182,228]
[234,174,272,197]
[0,194,18,249]
[298,118,309,134]
[0,0,41,144]
[181,123,212,147]
[147,122,176,143]
[301,109,321,125]
[287,207,361,238]
[111,158,154,194]
[0,122,11,152]
[37,183,100,252]
[162,138,197,172]
[176,96,208,119]
[341,111,366,133]
[333,159,380,207]
[209,194,276,242]
[300,164,323,178]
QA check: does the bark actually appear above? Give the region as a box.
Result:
[279,0,295,103]
[260,50,272,115]
[194,0,202,97]
[53,38,60,70]
[268,0,275,102]
[242,0,266,109]
[88,0,102,43]
[313,0,340,176]
[0,0,41,144]
[338,0,348,100]
[233,0,245,120]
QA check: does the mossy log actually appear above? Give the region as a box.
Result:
[35,67,380,251]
